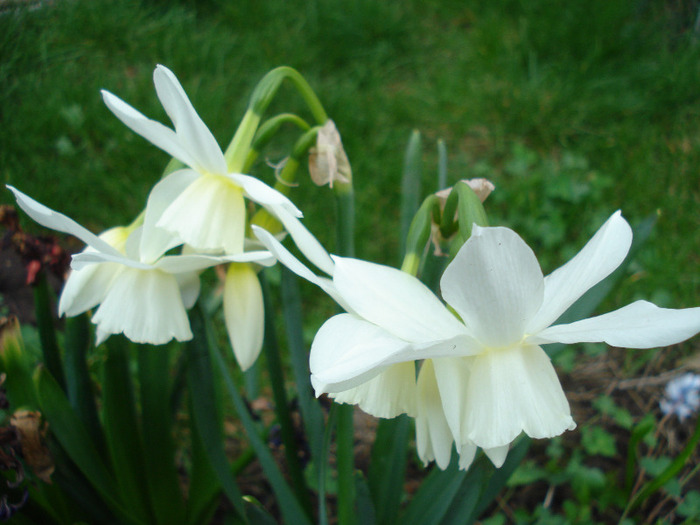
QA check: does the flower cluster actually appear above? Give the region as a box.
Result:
[254,211,700,470]
[8,65,305,369]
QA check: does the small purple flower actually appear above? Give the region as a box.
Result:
[660,373,700,421]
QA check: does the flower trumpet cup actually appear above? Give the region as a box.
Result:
[7,186,274,346]
[255,211,700,470]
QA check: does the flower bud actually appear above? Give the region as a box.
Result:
[308,120,352,188]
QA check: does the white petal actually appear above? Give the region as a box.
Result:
[458,442,478,470]
[526,211,632,334]
[7,186,122,257]
[71,251,152,271]
[224,263,264,371]
[483,445,510,468]
[59,263,121,317]
[101,90,198,169]
[228,173,302,218]
[91,268,192,344]
[463,345,575,449]
[441,226,544,348]
[432,357,473,446]
[532,300,700,348]
[153,65,228,175]
[157,174,246,253]
[252,225,346,308]
[333,257,468,343]
[415,360,455,470]
[272,207,334,276]
[140,169,198,263]
[58,226,130,317]
[310,314,412,393]
[330,361,417,418]
[310,314,475,394]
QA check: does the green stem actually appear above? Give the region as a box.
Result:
[334,175,356,525]
[224,109,261,173]
[249,66,328,124]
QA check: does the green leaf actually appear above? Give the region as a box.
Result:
[63,314,106,458]
[138,344,186,524]
[581,426,617,458]
[186,308,248,523]
[203,310,313,525]
[186,401,222,525]
[678,490,700,518]
[34,366,140,524]
[32,272,66,390]
[401,452,467,525]
[280,269,325,478]
[470,437,531,519]
[260,273,312,516]
[102,338,153,524]
[354,471,377,525]
[368,415,410,525]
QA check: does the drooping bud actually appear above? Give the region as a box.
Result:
[308,120,352,188]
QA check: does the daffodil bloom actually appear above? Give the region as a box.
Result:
[101,64,302,255]
[256,212,700,470]
[8,186,274,346]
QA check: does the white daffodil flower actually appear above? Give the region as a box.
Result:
[101,64,302,255]
[7,186,274,346]
[255,211,700,470]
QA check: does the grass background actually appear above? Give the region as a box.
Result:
[2,0,700,521]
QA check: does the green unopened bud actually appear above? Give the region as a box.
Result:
[401,195,439,276]
[430,178,494,256]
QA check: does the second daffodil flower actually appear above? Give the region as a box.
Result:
[255,211,700,470]
[7,186,274,347]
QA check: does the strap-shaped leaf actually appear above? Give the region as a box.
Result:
[34,366,141,524]
[33,272,66,390]
[138,344,186,524]
[102,338,153,524]
[201,309,313,525]
[63,314,106,460]
[400,453,467,525]
[187,307,248,523]
[368,416,411,525]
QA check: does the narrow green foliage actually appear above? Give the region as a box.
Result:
[138,345,186,524]
[63,315,106,460]
[32,273,65,390]
[34,366,138,523]
[102,339,152,524]
[400,130,423,258]
[368,416,411,525]
[260,273,313,517]
[186,308,248,523]
[280,268,325,480]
